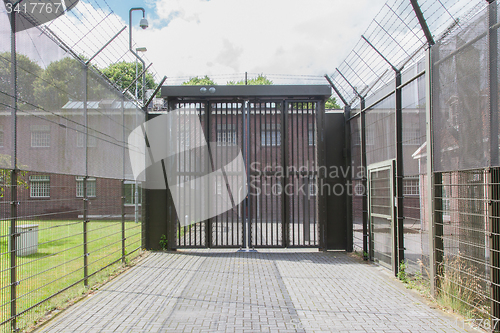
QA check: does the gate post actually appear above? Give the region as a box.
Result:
[316,100,327,251]
[281,101,289,247]
[345,105,353,252]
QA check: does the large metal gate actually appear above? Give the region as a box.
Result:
[160,86,328,249]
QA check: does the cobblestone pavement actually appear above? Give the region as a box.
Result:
[37,250,472,333]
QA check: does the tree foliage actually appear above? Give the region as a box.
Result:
[102,61,155,97]
[33,57,88,110]
[325,96,341,109]
[227,74,273,85]
[182,75,216,86]
[0,52,42,109]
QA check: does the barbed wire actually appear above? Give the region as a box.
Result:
[327,0,489,108]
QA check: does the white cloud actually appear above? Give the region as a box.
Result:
[134,0,387,83]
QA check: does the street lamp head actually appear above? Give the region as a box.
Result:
[136,47,147,52]
[139,17,149,29]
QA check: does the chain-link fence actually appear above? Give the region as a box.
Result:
[0,2,149,331]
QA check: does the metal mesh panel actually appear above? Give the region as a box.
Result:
[365,94,396,166]
[15,26,87,175]
[86,179,123,277]
[14,172,84,330]
[0,169,11,328]
[432,8,489,172]
[436,170,491,320]
[350,116,363,252]
[0,6,146,330]
[402,75,429,276]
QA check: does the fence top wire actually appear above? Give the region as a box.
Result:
[0,0,160,91]
[329,0,489,108]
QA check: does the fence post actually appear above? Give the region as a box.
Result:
[395,70,404,276]
[489,0,500,326]
[9,10,18,331]
[344,105,353,252]
[425,45,439,296]
[489,168,500,328]
[122,180,126,263]
[83,64,89,287]
[360,98,368,260]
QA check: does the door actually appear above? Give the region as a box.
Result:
[368,160,395,270]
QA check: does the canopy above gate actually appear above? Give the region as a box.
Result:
[161,85,332,100]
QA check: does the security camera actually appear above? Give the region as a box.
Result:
[139,18,149,29]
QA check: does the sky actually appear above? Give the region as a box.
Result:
[104,0,388,84]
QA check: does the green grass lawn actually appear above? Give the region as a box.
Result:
[0,220,142,332]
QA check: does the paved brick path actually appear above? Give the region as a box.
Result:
[37,250,471,333]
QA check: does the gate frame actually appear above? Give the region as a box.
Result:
[144,85,332,250]
[367,159,396,272]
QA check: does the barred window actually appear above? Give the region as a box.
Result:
[76,177,96,197]
[31,125,50,147]
[77,126,97,148]
[261,124,281,146]
[217,124,237,146]
[403,178,419,196]
[29,175,50,198]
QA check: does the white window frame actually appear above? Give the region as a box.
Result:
[76,177,96,198]
[124,181,142,206]
[217,124,237,146]
[29,175,50,198]
[403,177,420,196]
[31,125,50,148]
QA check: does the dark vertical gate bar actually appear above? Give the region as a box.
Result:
[300,103,305,246]
[304,103,310,243]
[9,11,17,330]
[316,101,326,249]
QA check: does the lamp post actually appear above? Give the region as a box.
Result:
[135,47,147,100]
[129,8,148,224]
[129,7,149,105]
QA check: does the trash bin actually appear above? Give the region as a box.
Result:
[9,224,38,256]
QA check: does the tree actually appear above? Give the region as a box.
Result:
[0,52,42,109]
[102,61,155,98]
[325,96,341,109]
[33,57,88,110]
[182,75,216,85]
[227,74,273,85]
